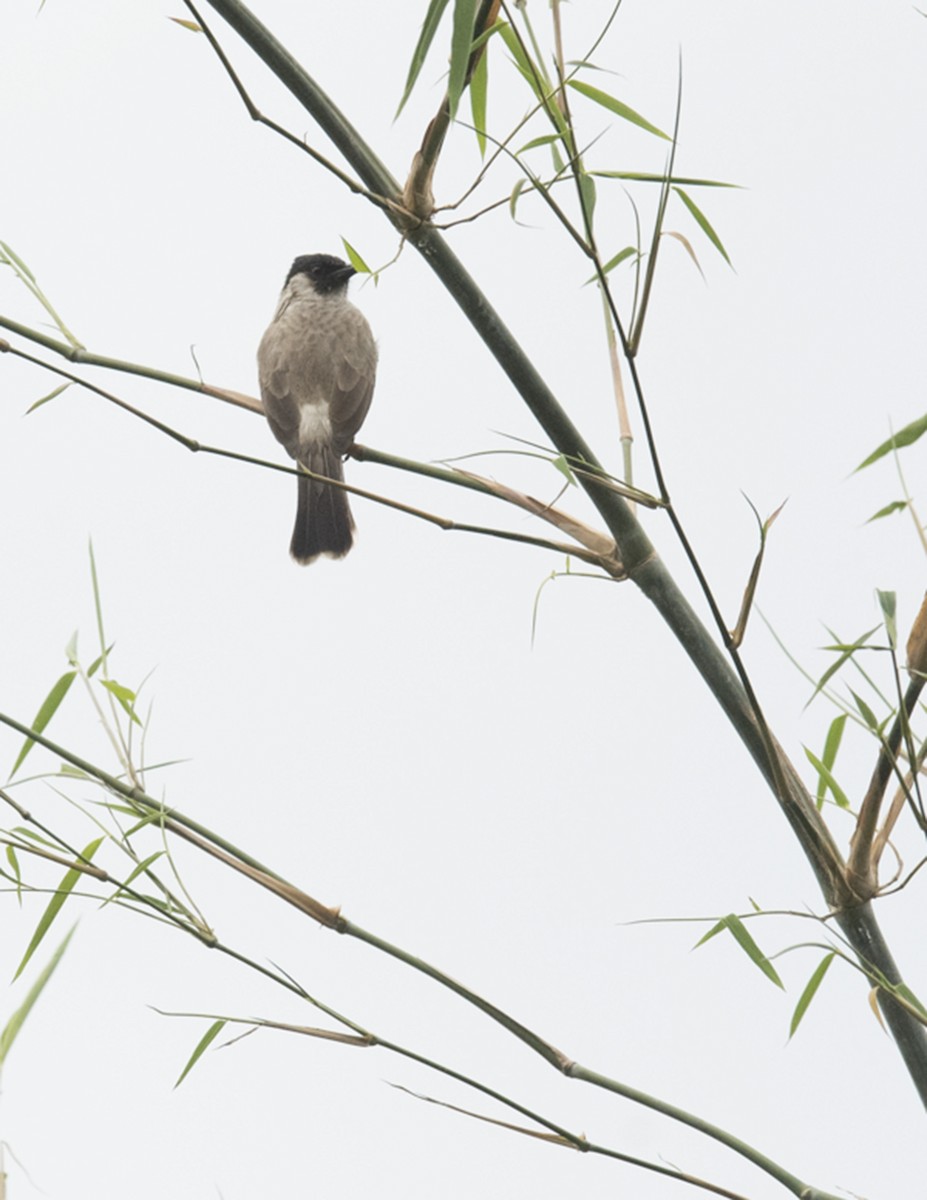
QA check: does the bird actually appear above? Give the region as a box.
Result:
[257,253,377,564]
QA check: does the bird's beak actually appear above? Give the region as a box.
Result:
[334,263,357,283]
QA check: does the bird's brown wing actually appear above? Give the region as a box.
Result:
[257,322,302,458]
[329,309,378,456]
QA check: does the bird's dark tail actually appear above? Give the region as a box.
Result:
[291,445,354,564]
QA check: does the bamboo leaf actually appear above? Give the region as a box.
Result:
[175,1019,227,1088]
[817,714,847,805]
[662,229,703,276]
[25,382,70,415]
[855,414,927,471]
[168,17,202,32]
[498,21,541,97]
[866,500,908,523]
[1,926,77,1065]
[396,0,452,117]
[9,671,77,778]
[673,187,732,265]
[807,625,881,704]
[789,952,835,1038]
[518,133,561,154]
[100,678,141,725]
[14,840,102,979]
[592,171,739,188]
[850,689,882,734]
[577,170,597,225]
[696,914,784,988]
[469,36,489,157]
[586,246,637,284]
[566,80,669,139]
[448,0,480,120]
[340,238,371,275]
[877,589,897,650]
[803,746,850,809]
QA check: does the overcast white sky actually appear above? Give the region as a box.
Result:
[2,3,926,1198]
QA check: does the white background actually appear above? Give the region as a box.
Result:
[1,2,926,1197]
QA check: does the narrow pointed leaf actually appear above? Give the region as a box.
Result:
[803,746,850,809]
[100,678,141,725]
[448,0,479,120]
[14,840,101,979]
[340,238,371,275]
[807,625,881,703]
[1,926,77,1064]
[396,0,452,117]
[469,38,488,156]
[578,171,597,225]
[866,500,908,523]
[673,187,732,265]
[498,22,541,97]
[26,382,70,415]
[566,80,668,139]
[10,671,77,778]
[696,914,783,988]
[723,914,784,988]
[789,952,835,1038]
[855,414,927,471]
[592,171,739,188]
[850,689,882,734]
[877,590,897,650]
[175,1019,227,1088]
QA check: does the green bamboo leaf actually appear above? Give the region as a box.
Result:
[586,246,637,284]
[508,177,528,221]
[168,16,202,32]
[14,840,101,979]
[87,642,116,678]
[566,79,669,139]
[726,914,784,988]
[693,918,726,948]
[175,1019,227,1088]
[551,454,576,486]
[789,952,835,1038]
[1,926,77,1065]
[578,170,597,225]
[517,133,562,154]
[340,238,371,275]
[855,414,927,471]
[9,671,77,778]
[592,171,739,188]
[25,381,70,415]
[821,713,847,768]
[107,852,166,903]
[696,914,783,988]
[850,689,882,734]
[673,187,731,266]
[448,0,479,120]
[803,746,850,810]
[0,240,37,282]
[877,589,897,650]
[498,21,541,97]
[469,37,488,157]
[396,0,452,117]
[806,624,881,704]
[100,678,141,725]
[866,500,908,523]
[6,845,22,898]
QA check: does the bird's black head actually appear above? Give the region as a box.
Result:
[286,253,356,295]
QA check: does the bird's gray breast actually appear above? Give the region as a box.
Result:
[258,296,377,460]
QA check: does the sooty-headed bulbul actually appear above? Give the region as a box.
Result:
[258,254,377,564]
